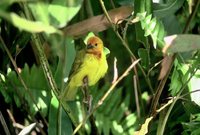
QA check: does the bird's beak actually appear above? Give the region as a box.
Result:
[87,44,94,49]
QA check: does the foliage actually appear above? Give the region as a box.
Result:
[1,0,200,135]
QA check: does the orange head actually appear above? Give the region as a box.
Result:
[86,36,104,58]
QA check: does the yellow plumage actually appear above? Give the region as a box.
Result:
[61,36,108,101]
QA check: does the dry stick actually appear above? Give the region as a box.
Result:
[73,59,140,134]
[64,6,133,38]
[0,36,48,127]
[98,0,154,93]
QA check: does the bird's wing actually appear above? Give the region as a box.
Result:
[61,48,85,101]
[68,49,85,80]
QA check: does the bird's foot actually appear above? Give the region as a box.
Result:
[83,95,93,114]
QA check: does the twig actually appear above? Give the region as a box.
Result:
[85,0,94,17]
[110,0,116,8]
[73,59,140,134]
[32,34,59,96]
[183,0,200,33]
[0,111,11,135]
[98,0,154,93]
[158,68,198,135]
[7,109,24,129]
[32,34,81,131]
[133,75,140,118]
[112,57,118,84]
[0,36,48,126]
[150,0,200,116]
[150,55,175,115]
[179,89,200,99]
[22,4,81,133]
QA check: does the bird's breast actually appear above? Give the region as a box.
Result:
[83,54,108,85]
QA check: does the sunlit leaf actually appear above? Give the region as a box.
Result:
[137,12,166,48]
[0,10,60,34]
[164,34,200,54]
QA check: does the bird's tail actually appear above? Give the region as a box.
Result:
[61,84,78,101]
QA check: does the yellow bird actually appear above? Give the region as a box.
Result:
[61,36,108,101]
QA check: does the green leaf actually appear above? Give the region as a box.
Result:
[48,1,82,28]
[54,37,76,89]
[164,34,200,54]
[162,15,182,35]
[28,3,49,25]
[29,1,82,28]
[48,95,58,135]
[137,12,166,48]
[111,121,124,134]
[0,0,19,10]
[103,47,110,57]
[169,63,182,96]
[4,64,51,116]
[182,101,200,115]
[122,113,137,131]
[182,114,200,135]
[153,0,185,18]
[138,48,149,68]
[190,75,200,106]
[0,10,60,34]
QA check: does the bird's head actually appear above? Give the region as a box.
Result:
[86,36,104,58]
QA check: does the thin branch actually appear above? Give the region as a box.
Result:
[150,0,200,116]
[21,4,82,134]
[134,75,140,117]
[31,34,81,132]
[112,57,118,84]
[183,0,200,33]
[158,68,198,135]
[0,36,48,126]
[150,55,175,115]
[0,111,11,135]
[98,0,154,92]
[179,89,200,99]
[32,34,59,96]
[7,109,24,129]
[73,59,140,134]
[85,0,94,17]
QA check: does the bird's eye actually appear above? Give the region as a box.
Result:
[95,43,98,46]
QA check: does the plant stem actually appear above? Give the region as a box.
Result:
[21,4,82,134]
[98,0,154,92]
[0,36,48,134]
[150,55,175,115]
[183,0,200,33]
[150,0,200,117]
[156,1,200,133]
[158,68,198,135]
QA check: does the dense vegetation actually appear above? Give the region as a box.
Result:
[1,0,200,135]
